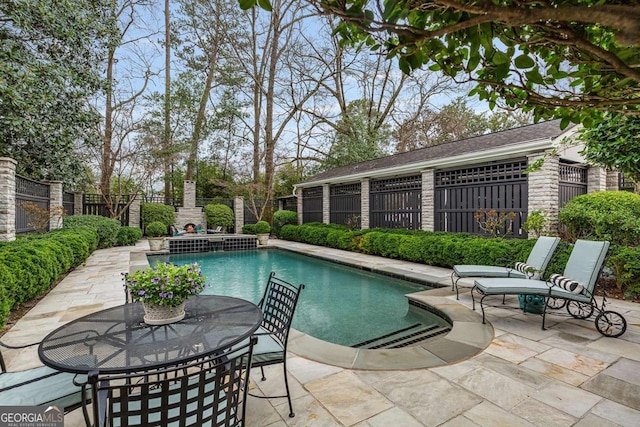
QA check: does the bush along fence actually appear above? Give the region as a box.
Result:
[278,223,640,297]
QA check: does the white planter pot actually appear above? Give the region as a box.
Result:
[142,301,186,325]
[148,237,165,251]
[257,234,269,245]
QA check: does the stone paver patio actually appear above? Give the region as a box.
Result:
[2,239,640,426]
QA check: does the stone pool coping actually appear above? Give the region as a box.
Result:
[131,243,494,370]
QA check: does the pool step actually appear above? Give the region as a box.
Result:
[351,323,451,349]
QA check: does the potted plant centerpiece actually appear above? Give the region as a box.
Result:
[123,262,207,325]
[146,221,168,251]
[255,220,271,245]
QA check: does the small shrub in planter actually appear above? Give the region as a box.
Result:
[204,204,234,230]
[146,221,168,237]
[255,221,271,235]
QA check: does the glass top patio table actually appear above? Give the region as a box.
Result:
[38,295,262,374]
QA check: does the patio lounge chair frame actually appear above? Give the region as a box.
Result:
[1,339,93,424]
[249,271,305,418]
[471,239,627,338]
[452,236,561,300]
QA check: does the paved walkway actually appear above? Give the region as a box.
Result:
[3,239,640,426]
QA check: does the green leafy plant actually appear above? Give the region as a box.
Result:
[241,223,257,234]
[523,210,548,238]
[204,204,234,229]
[116,226,143,246]
[141,203,176,228]
[145,221,167,237]
[272,210,298,236]
[255,220,271,234]
[63,215,121,249]
[123,262,207,307]
[559,191,640,246]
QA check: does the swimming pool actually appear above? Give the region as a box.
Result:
[148,249,450,347]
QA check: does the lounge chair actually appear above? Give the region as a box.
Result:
[472,239,627,337]
[452,236,561,299]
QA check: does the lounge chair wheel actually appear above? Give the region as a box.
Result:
[546,297,566,310]
[595,311,627,338]
[566,301,594,319]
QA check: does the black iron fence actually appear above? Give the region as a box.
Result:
[302,187,323,223]
[83,194,130,226]
[63,191,75,216]
[370,175,422,229]
[559,163,587,208]
[434,160,528,236]
[15,175,50,234]
[330,183,361,227]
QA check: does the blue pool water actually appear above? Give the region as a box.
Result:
[148,249,445,346]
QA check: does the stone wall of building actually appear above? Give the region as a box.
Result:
[421,170,435,232]
[0,157,17,242]
[296,188,303,225]
[360,179,370,229]
[47,181,64,230]
[322,184,330,224]
[606,170,620,191]
[527,153,560,234]
[587,167,607,193]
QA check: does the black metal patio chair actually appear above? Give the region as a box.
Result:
[86,336,256,427]
[250,271,305,418]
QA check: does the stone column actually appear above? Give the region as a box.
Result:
[296,188,303,225]
[73,192,83,215]
[322,184,330,224]
[0,157,17,242]
[128,194,141,228]
[421,169,435,232]
[47,180,64,230]
[234,196,244,234]
[360,179,370,229]
[183,180,196,208]
[527,153,560,235]
[606,170,620,191]
[587,167,607,193]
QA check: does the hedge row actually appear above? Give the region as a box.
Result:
[0,228,99,327]
[279,223,640,295]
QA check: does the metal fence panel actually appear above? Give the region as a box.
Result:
[63,191,75,216]
[434,161,528,237]
[302,187,323,223]
[83,194,130,226]
[370,176,421,229]
[558,163,587,208]
[330,183,361,227]
[15,175,50,234]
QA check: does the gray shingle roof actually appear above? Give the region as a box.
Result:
[301,119,573,184]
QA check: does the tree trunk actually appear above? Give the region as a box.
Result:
[163,0,172,202]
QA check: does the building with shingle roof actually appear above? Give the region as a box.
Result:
[292,120,618,236]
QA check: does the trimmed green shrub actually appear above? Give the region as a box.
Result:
[0,228,98,328]
[272,210,298,236]
[0,264,15,327]
[141,203,176,228]
[204,204,234,229]
[255,221,271,234]
[146,221,167,237]
[610,246,640,295]
[63,215,121,249]
[117,226,143,246]
[559,191,640,246]
[242,223,257,234]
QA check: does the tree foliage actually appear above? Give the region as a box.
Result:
[580,115,640,185]
[242,0,640,127]
[0,0,114,184]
